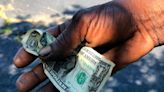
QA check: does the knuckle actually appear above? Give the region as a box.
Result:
[16,72,37,92]
[16,81,25,92]
[16,66,46,92]
[16,75,28,92]
[72,9,89,24]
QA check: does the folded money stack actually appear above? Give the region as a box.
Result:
[22,29,115,92]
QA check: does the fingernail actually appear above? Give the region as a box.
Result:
[39,46,51,57]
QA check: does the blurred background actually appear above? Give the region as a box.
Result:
[0,0,164,92]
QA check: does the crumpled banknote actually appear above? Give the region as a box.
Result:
[21,29,115,92]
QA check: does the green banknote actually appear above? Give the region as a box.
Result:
[44,47,115,92]
[22,29,115,92]
[21,29,55,56]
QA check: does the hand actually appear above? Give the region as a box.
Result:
[13,0,164,91]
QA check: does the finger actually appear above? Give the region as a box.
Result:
[39,3,137,60]
[47,20,71,37]
[39,10,93,60]
[13,47,37,68]
[16,64,47,92]
[13,20,71,68]
[37,82,59,92]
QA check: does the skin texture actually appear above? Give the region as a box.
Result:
[13,0,164,91]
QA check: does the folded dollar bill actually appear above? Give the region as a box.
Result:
[21,29,55,56]
[43,47,115,92]
[22,29,115,92]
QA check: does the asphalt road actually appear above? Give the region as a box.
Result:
[0,0,110,18]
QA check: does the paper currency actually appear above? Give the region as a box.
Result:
[22,29,115,92]
[44,47,115,92]
[21,29,55,56]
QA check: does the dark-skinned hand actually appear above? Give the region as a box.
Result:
[13,0,164,91]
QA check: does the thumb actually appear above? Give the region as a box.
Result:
[39,10,92,60]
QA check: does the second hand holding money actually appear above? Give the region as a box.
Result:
[13,0,164,91]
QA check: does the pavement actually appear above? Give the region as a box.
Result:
[0,0,164,92]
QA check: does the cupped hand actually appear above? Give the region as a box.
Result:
[13,0,164,91]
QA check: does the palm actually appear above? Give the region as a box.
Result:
[104,30,155,72]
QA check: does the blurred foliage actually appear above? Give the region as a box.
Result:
[0,27,12,36]
[0,10,6,18]
[0,4,19,24]
[0,4,19,37]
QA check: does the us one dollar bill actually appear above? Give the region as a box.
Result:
[21,29,55,56]
[22,29,115,92]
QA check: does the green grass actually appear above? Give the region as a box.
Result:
[0,28,12,36]
[0,9,13,36]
